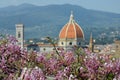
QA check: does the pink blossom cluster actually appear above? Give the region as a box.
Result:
[19,67,45,80]
[1,35,120,80]
[0,35,28,80]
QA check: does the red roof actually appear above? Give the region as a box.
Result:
[59,13,84,39]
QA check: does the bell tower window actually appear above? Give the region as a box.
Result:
[18,32,21,38]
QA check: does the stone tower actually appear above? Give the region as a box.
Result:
[89,33,94,52]
[16,24,24,48]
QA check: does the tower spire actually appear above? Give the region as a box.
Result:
[89,33,94,52]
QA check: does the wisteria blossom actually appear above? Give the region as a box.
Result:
[1,35,120,80]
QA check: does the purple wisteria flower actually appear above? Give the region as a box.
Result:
[20,67,45,80]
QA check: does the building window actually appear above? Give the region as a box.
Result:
[116,45,118,48]
[61,42,64,45]
[69,42,72,45]
[79,42,81,45]
[18,32,21,38]
[43,48,46,51]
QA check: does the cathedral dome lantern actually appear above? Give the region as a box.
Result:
[58,12,84,50]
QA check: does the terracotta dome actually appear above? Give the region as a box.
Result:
[59,12,84,39]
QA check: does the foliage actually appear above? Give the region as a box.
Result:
[0,35,120,80]
[0,35,28,80]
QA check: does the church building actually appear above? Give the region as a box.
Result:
[17,12,85,52]
[58,12,84,50]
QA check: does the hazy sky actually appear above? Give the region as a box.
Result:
[0,0,120,14]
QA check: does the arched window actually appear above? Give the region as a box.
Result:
[69,42,72,45]
[18,32,21,38]
[61,42,64,45]
[116,45,118,48]
[43,48,46,51]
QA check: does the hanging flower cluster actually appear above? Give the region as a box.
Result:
[0,35,120,80]
[0,35,28,80]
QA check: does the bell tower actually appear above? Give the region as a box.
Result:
[16,24,24,48]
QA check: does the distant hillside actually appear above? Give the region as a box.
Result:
[0,4,120,41]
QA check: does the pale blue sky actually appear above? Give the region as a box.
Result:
[0,0,120,14]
